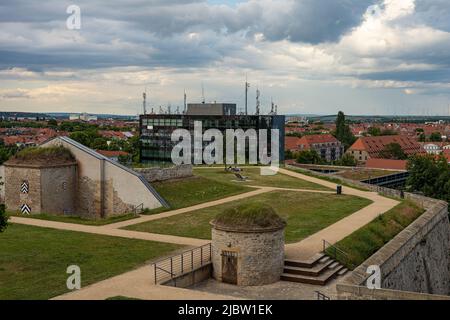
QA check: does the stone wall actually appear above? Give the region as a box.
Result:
[162,264,212,288]
[4,163,77,215]
[42,137,166,219]
[40,165,77,215]
[134,165,193,182]
[211,227,285,286]
[286,165,450,299]
[4,165,41,214]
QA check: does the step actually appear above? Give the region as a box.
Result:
[283,260,335,277]
[338,268,349,276]
[281,265,345,286]
[284,253,325,269]
[319,256,331,264]
[328,262,340,270]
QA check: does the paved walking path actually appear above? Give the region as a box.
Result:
[10,216,209,246]
[53,264,239,301]
[11,167,399,299]
[278,168,399,260]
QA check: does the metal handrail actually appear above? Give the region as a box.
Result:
[133,203,144,215]
[322,240,355,270]
[152,243,212,285]
[315,291,331,300]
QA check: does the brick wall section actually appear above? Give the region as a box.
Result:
[211,227,285,286]
[134,165,193,182]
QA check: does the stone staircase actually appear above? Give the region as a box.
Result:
[281,253,349,286]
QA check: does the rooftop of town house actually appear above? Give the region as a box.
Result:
[365,158,408,171]
[349,135,424,157]
[298,134,340,146]
[211,203,286,232]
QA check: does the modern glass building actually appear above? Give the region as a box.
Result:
[140,112,285,165]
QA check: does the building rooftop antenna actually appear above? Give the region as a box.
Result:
[245,75,250,115]
[184,89,187,114]
[201,83,205,104]
[142,88,147,115]
[256,87,261,116]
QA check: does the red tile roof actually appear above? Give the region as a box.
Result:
[365,158,408,171]
[298,134,340,147]
[349,136,423,158]
[285,136,302,151]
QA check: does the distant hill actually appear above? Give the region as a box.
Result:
[0,111,137,121]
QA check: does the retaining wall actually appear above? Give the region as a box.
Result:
[285,164,450,299]
[134,165,193,182]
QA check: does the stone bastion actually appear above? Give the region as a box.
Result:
[210,204,286,286]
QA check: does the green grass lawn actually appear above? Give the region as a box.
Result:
[125,191,372,244]
[8,212,139,226]
[0,224,183,300]
[151,175,251,210]
[327,201,425,270]
[194,167,332,191]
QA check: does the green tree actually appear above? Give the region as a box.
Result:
[47,119,58,127]
[407,155,450,201]
[380,129,398,136]
[336,153,357,167]
[379,143,407,160]
[367,127,382,136]
[418,133,426,142]
[0,203,8,233]
[91,137,108,150]
[429,132,443,142]
[296,150,323,165]
[334,111,356,150]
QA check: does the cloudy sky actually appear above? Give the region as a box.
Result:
[1,0,450,116]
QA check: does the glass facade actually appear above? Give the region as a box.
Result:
[139,114,285,164]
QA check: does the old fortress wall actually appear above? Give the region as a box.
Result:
[286,165,450,300]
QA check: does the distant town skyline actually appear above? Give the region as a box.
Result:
[2,0,450,116]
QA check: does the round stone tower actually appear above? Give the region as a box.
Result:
[210,204,286,286]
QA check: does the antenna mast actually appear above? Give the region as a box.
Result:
[256,88,260,116]
[245,76,250,115]
[142,89,147,115]
[201,83,205,104]
[184,89,187,113]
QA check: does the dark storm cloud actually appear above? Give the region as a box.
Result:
[0,0,375,71]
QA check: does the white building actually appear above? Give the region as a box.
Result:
[423,143,442,155]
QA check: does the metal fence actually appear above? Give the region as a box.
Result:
[322,239,355,270]
[152,243,212,285]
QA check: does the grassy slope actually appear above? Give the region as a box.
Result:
[0,224,182,300]
[125,191,372,244]
[152,175,250,210]
[194,167,332,191]
[336,169,401,181]
[327,201,425,269]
